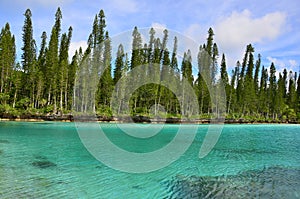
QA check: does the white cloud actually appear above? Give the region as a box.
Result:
[69,40,87,59]
[151,22,167,30]
[184,24,206,44]
[289,59,298,68]
[267,57,299,75]
[108,0,138,14]
[214,10,286,67]
[149,22,168,40]
[267,56,285,68]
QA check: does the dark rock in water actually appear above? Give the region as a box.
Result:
[0,149,3,155]
[132,115,151,123]
[166,166,300,199]
[132,185,143,190]
[34,155,48,160]
[0,139,9,144]
[32,161,57,169]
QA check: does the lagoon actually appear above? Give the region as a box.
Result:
[0,122,299,198]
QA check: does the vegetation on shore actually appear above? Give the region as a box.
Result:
[0,8,299,123]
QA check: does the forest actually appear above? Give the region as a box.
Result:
[0,8,299,123]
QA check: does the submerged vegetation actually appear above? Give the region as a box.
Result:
[0,8,299,123]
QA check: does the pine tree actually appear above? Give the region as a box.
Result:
[21,9,35,74]
[220,54,230,112]
[287,71,297,110]
[228,67,238,113]
[197,45,211,114]
[181,50,193,85]
[275,73,286,118]
[220,53,229,85]
[21,9,37,107]
[170,36,179,72]
[244,44,256,114]
[296,73,300,114]
[114,44,125,84]
[68,51,78,110]
[58,26,72,111]
[97,31,113,111]
[0,23,16,96]
[283,69,288,100]
[148,27,155,64]
[131,26,142,69]
[269,62,277,118]
[254,54,261,95]
[259,66,269,117]
[211,43,218,84]
[181,50,194,116]
[206,28,214,57]
[12,63,22,108]
[35,32,47,109]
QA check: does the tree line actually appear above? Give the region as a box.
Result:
[0,8,299,122]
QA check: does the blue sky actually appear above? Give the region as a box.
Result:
[0,0,299,73]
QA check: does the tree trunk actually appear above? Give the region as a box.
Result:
[53,95,57,114]
[47,85,52,106]
[13,89,17,108]
[60,88,63,111]
[64,81,68,110]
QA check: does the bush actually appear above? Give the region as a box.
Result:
[97,105,112,117]
[42,105,54,114]
[16,98,30,109]
[287,108,297,121]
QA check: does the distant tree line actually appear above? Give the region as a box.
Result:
[0,8,299,122]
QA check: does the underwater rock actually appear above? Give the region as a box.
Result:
[167,166,300,199]
[32,160,57,169]
[34,155,48,160]
[0,149,3,155]
[0,140,9,144]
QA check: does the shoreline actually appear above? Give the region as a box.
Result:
[0,115,298,124]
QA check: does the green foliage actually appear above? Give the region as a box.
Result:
[0,9,299,123]
[16,98,30,109]
[96,105,112,117]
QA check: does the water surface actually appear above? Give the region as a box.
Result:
[0,122,299,198]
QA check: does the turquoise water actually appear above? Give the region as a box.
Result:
[0,122,300,198]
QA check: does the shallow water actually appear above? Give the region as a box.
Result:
[0,122,299,198]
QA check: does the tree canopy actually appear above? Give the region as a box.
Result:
[0,8,299,123]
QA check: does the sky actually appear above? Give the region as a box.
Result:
[0,0,299,74]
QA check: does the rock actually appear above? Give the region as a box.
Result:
[32,160,57,169]
[0,140,9,144]
[166,166,300,198]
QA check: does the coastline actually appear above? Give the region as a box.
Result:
[0,114,298,124]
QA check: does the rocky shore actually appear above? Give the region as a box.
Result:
[0,114,298,124]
